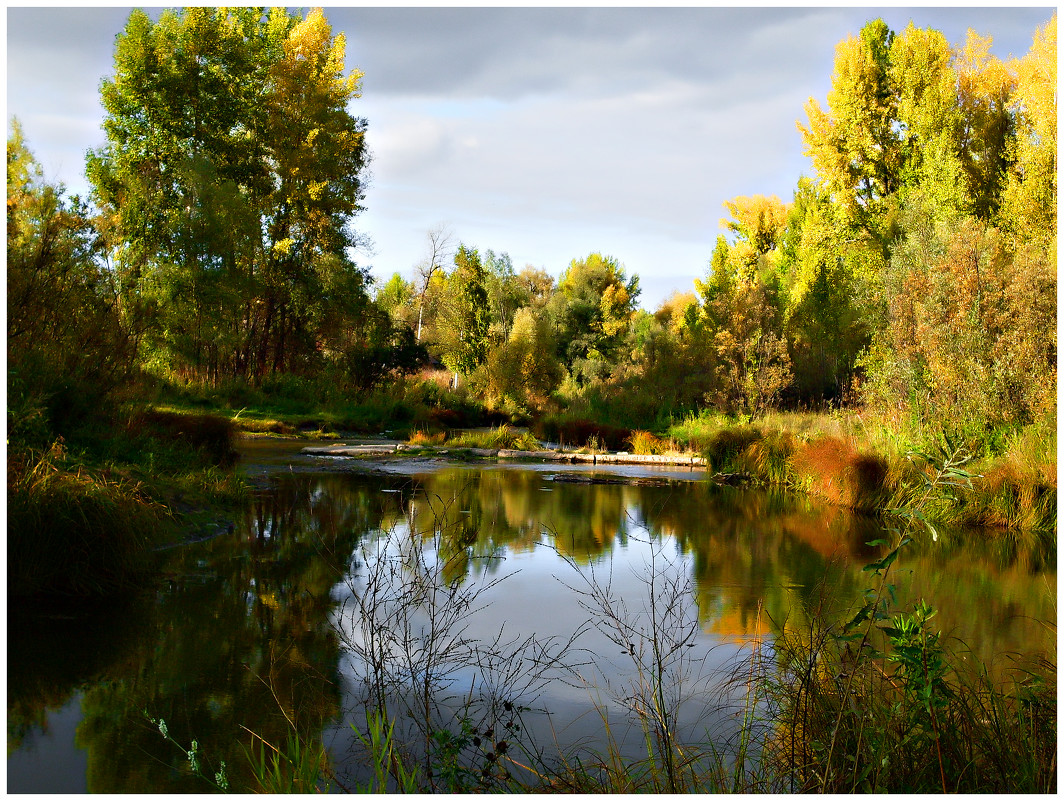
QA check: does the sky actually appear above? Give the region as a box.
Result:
[6,5,1056,310]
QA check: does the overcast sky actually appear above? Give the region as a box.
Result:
[6,5,1055,310]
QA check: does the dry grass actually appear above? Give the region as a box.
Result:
[408,429,447,447]
[790,437,893,513]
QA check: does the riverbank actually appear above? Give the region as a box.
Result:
[298,420,1056,537]
[7,409,248,598]
[145,375,1056,535]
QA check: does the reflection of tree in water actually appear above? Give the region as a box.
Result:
[12,468,1054,791]
[638,480,1054,674]
[407,468,632,576]
[20,473,400,792]
[402,470,1055,672]
[7,595,152,755]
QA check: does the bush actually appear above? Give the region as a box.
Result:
[134,410,238,467]
[531,416,631,451]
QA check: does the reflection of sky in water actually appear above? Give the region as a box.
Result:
[327,507,754,771]
[7,693,89,794]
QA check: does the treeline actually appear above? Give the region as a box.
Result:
[378,16,1056,449]
[7,10,1057,459]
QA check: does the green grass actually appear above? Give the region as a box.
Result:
[146,373,518,440]
[444,425,542,451]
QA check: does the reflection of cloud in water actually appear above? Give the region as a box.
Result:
[327,519,753,770]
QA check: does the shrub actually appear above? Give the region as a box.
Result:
[628,430,668,455]
[135,410,238,467]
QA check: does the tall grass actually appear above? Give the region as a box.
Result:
[443,425,541,451]
[7,441,170,597]
[739,548,1056,793]
[8,405,249,597]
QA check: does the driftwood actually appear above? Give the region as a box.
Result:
[302,443,709,469]
[546,473,671,487]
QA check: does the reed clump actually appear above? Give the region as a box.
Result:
[789,436,894,514]
[957,460,1057,532]
[407,428,447,447]
[7,441,170,597]
[627,430,678,455]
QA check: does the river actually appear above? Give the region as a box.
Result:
[7,436,1056,792]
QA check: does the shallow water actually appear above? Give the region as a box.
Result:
[7,438,1056,792]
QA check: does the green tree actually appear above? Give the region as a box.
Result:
[376,272,417,330]
[483,306,563,414]
[86,7,370,383]
[954,29,1016,221]
[8,122,135,442]
[697,196,794,415]
[776,178,868,402]
[441,245,491,382]
[547,253,640,385]
[481,249,528,343]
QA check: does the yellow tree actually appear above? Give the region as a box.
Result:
[890,23,969,222]
[719,194,791,281]
[1000,14,1057,243]
[954,29,1016,220]
[798,19,902,241]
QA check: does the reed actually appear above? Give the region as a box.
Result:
[407,428,447,447]
[7,441,170,597]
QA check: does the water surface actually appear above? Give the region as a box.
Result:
[7,439,1055,792]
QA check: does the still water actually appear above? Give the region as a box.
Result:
[7,438,1056,792]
